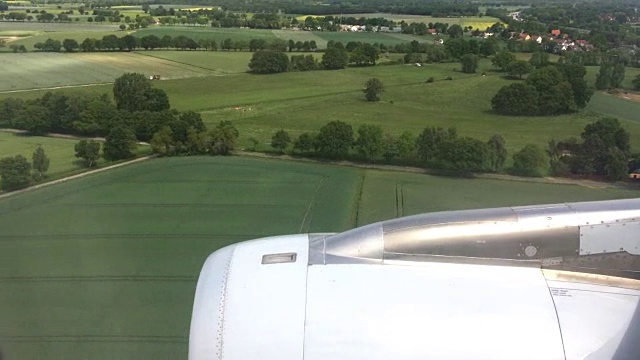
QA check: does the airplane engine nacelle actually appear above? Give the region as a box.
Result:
[189,199,640,360]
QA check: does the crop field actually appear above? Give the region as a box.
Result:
[0,132,82,176]
[299,13,501,30]
[137,51,253,74]
[1,30,121,53]
[272,29,328,48]
[312,31,431,46]
[1,155,637,360]
[0,52,214,92]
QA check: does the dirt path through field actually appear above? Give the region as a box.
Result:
[0,155,155,200]
[0,82,112,94]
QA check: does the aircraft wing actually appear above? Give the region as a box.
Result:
[189,198,640,360]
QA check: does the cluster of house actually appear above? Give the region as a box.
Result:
[510,29,594,51]
[336,24,402,33]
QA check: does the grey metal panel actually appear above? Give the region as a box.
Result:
[308,235,327,265]
[579,221,640,255]
[308,199,640,275]
[383,222,579,260]
[321,223,384,264]
[381,207,517,234]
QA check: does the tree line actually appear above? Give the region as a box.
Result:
[260,117,633,181]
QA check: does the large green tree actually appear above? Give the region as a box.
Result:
[491,83,539,115]
[15,103,50,135]
[506,61,532,79]
[271,129,291,153]
[113,73,152,112]
[363,78,384,102]
[248,50,289,74]
[31,145,50,181]
[321,46,349,70]
[208,121,239,155]
[74,139,101,167]
[460,54,478,73]
[529,51,550,69]
[416,127,457,164]
[610,63,626,88]
[355,124,384,159]
[437,137,491,172]
[103,127,137,160]
[512,144,550,177]
[595,63,613,90]
[0,155,31,191]
[487,135,507,172]
[492,50,516,71]
[293,132,315,153]
[315,121,354,159]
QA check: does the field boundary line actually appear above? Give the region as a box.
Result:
[0,82,113,94]
[353,173,365,227]
[133,51,244,74]
[0,155,156,201]
[235,151,638,190]
[299,176,325,233]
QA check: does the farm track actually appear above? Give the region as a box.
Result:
[0,82,112,94]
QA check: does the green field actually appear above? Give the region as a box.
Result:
[1,155,638,360]
[299,13,501,30]
[1,57,639,153]
[312,31,433,46]
[137,51,253,74]
[0,52,215,91]
[0,132,82,176]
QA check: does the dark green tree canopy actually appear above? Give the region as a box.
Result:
[315,121,354,159]
[271,129,292,153]
[103,127,137,161]
[363,78,384,102]
[0,155,31,191]
[248,50,289,74]
[512,144,550,177]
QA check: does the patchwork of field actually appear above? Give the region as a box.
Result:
[312,30,432,46]
[0,132,82,176]
[0,52,214,92]
[1,57,639,153]
[1,156,637,360]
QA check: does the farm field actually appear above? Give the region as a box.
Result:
[305,13,501,30]
[0,29,122,53]
[0,132,81,176]
[138,51,253,74]
[312,31,432,46]
[2,155,638,360]
[1,58,639,153]
[0,52,214,91]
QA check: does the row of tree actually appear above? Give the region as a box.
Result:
[261,116,632,181]
[247,42,380,73]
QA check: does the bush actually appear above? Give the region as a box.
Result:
[512,144,550,177]
[426,77,435,83]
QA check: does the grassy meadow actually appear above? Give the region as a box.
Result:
[298,13,501,30]
[0,53,638,154]
[0,132,82,176]
[2,155,638,360]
